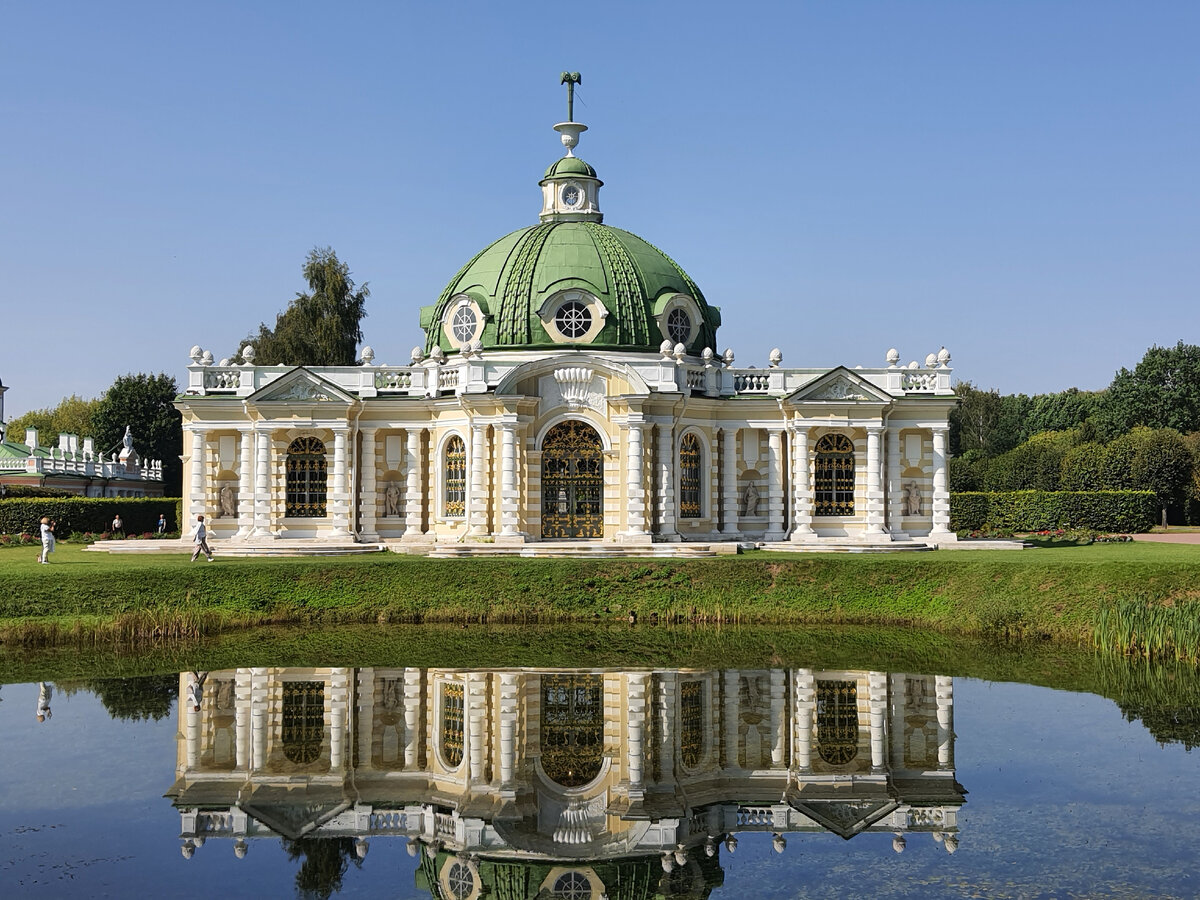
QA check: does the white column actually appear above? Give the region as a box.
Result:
[467,674,486,785]
[499,422,520,536]
[866,426,886,535]
[468,423,488,536]
[790,424,813,538]
[887,427,905,536]
[329,668,349,770]
[403,668,422,768]
[404,429,424,538]
[658,674,676,783]
[236,429,253,538]
[185,676,201,769]
[724,669,741,771]
[721,428,741,536]
[330,428,350,536]
[626,673,648,797]
[931,426,952,537]
[253,429,273,537]
[235,669,251,769]
[769,670,786,767]
[793,669,814,773]
[936,675,954,770]
[188,427,206,526]
[356,669,375,770]
[250,667,268,771]
[656,422,677,538]
[766,429,785,540]
[889,674,907,771]
[623,422,646,538]
[359,428,379,541]
[498,673,519,788]
[868,671,888,771]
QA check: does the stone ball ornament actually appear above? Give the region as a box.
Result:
[660,339,674,358]
[360,345,375,364]
[411,346,425,364]
[189,346,203,363]
[925,352,938,368]
[673,342,687,361]
[701,347,714,364]
[886,348,900,366]
[723,348,735,365]
[241,344,256,363]
[201,350,214,366]
[937,346,952,366]
[769,348,783,367]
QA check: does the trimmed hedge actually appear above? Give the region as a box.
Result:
[0,497,179,537]
[951,490,1157,533]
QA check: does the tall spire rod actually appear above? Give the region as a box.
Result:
[560,71,582,122]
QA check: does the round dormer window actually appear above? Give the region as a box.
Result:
[555,300,592,339]
[451,306,477,343]
[667,308,691,345]
[552,871,591,900]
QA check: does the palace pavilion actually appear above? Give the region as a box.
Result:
[175,83,957,550]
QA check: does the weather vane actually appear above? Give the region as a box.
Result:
[560,72,582,122]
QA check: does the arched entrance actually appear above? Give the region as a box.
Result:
[541,420,603,539]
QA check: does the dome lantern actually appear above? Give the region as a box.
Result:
[540,72,603,224]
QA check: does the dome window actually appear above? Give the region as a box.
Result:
[451,307,477,343]
[555,300,592,339]
[667,308,691,345]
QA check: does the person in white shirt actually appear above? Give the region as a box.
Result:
[190,514,214,562]
[38,517,55,564]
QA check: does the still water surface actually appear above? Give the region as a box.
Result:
[1,655,1198,899]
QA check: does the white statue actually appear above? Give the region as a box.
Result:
[218,485,237,518]
[905,481,923,516]
[742,481,760,517]
[122,426,134,452]
[383,483,402,517]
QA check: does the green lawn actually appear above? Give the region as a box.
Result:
[0,540,1195,648]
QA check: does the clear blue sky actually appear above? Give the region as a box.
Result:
[3,1,1197,419]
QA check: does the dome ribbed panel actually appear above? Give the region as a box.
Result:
[584,222,651,347]
[629,234,718,350]
[496,223,557,345]
[422,242,501,355]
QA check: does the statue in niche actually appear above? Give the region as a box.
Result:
[742,481,760,517]
[905,481,923,516]
[218,485,237,518]
[383,483,402,517]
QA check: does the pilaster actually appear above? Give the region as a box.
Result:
[236,429,253,538]
[865,426,886,535]
[789,423,813,539]
[766,429,785,540]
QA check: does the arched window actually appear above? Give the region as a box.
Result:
[816,679,859,766]
[679,433,702,518]
[541,674,603,787]
[282,681,325,765]
[814,433,855,516]
[680,680,704,768]
[441,682,465,767]
[286,437,327,517]
[444,436,466,518]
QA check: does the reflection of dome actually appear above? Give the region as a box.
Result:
[423,222,719,355]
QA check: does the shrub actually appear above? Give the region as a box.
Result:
[0,497,178,538]
[951,490,1157,533]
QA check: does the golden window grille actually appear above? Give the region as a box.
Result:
[680,680,704,768]
[282,681,325,765]
[444,436,466,518]
[540,421,604,539]
[441,682,465,767]
[679,433,702,518]
[541,674,603,787]
[816,679,859,765]
[285,436,328,517]
[814,433,855,517]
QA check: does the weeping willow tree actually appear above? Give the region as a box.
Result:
[239,247,369,366]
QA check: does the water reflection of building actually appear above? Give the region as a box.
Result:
[166,667,965,897]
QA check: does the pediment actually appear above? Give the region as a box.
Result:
[786,368,892,405]
[240,795,352,840]
[789,799,898,840]
[247,368,357,405]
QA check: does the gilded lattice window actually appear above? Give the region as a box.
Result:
[441,682,465,767]
[444,436,466,518]
[285,437,327,517]
[816,679,859,765]
[679,433,702,518]
[680,680,704,768]
[282,681,325,765]
[541,674,603,787]
[814,433,855,517]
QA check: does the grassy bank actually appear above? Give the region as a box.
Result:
[0,541,1195,649]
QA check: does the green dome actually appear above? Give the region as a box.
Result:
[542,156,598,179]
[421,222,720,354]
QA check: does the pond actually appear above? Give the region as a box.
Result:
[1,627,1198,899]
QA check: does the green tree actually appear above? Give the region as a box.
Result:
[239,247,369,366]
[1060,442,1108,491]
[4,394,100,446]
[1094,341,1200,440]
[283,838,363,900]
[87,675,178,722]
[1128,428,1194,527]
[1025,388,1101,438]
[92,374,183,496]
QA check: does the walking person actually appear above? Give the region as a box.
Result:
[190,514,214,562]
[38,517,56,564]
[111,513,124,538]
